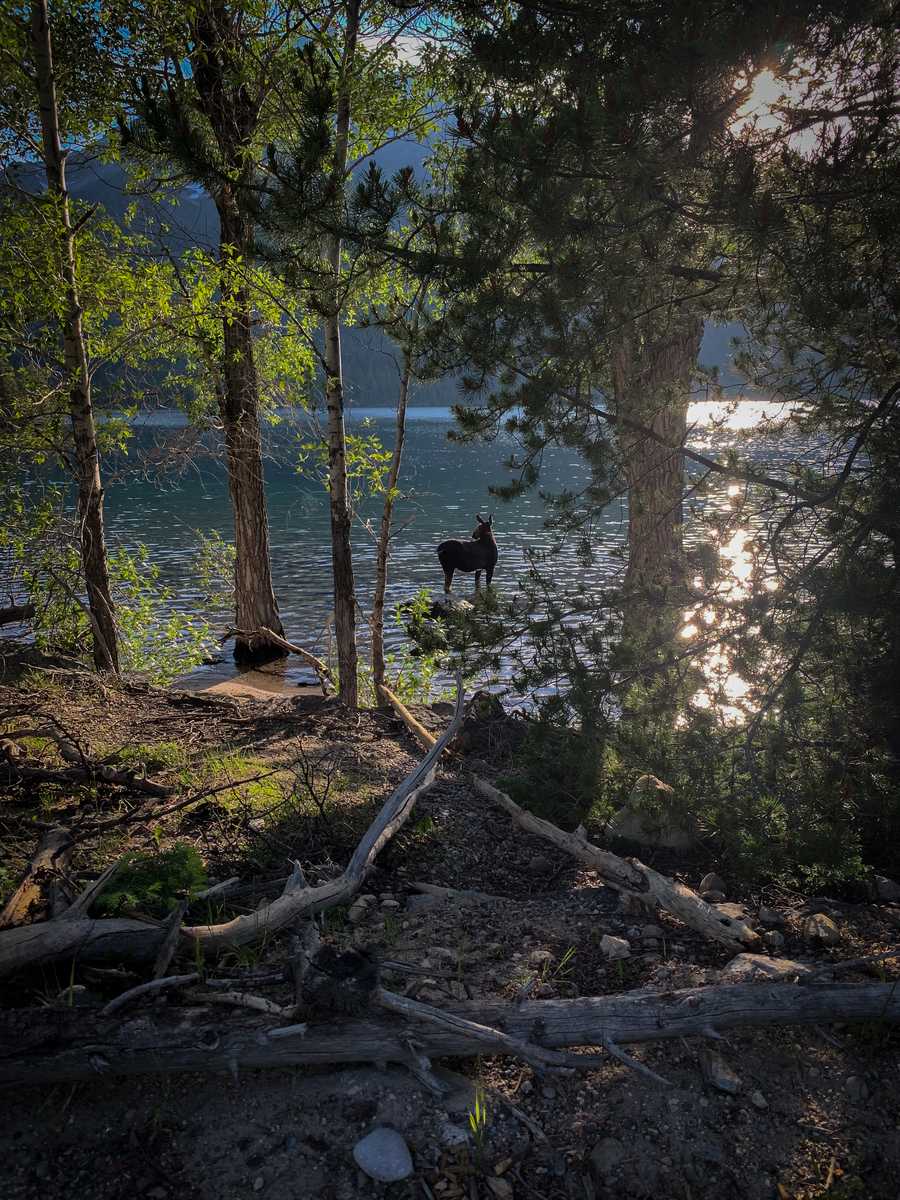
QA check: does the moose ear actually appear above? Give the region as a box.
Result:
[476,513,486,523]
[488,513,494,525]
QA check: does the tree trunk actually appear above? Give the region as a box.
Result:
[216,198,285,665]
[613,315,704,592]
[321,0,362,708]
[372,346,412,691]
[2,981,897,1088]
[30,0,118,673]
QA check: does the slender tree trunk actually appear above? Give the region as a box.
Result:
[30,0,118,673]
[613,315,704,592]
[322,0,362,707]
[372,348,413,691]
[217,198,285,663]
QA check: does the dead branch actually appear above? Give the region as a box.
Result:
[2,981,897,1089]
[101,973,200,1017]
[377,683,438,751]
[0,682,465,976]
[0,603,35,626]
[474,777,759,953]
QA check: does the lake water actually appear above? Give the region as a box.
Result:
[103,400,820,696]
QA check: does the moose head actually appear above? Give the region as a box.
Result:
[472,513,494,540]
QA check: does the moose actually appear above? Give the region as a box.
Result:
[437,513,498,594]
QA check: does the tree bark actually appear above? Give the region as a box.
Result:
[321,0,362,708]
[372,344,412,691]
[189,2,285,665]
[216,197,286,663]
[0,827,72,931]
[30,0,118,673]
[2,981,897,1089]
[613,315,704,592]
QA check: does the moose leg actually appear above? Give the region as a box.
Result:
[474,571,482,592]
[443,568,454,594]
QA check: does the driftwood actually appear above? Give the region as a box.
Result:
[1,981,897,1089]
[0,826,73,931]
[0,685,465,976]
[377,683,438,751]
[474,777,759,954]
[224,626,334,694]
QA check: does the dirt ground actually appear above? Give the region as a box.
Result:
[1,649,899,1200]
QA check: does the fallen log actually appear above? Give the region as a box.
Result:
[0,602,35,627]
[0,826,73,931]
[0,683,465,975]
[474,777,759,954]
[1,981,896,1089]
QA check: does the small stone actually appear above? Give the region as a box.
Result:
[542,1086,557,1100]
[438,1121,470,1148]
[534,982,554,998]
[529,949,554,967]
[702,1051,742,1094]
[720,954,812,983]
[352,1127,413,1184]
[253,1176,264,1192]
[845,1076,869,1103]
[146,1190,167,1200]
[527,854,552,876]
[803,912,841,945]
[702,890,726,903]
[874,875,900,903]
[599,934,631,960]
[750,1090,768,1110]
[641,924,664,939]
[758,906,785,927]
[590,1137,626,1178]
[763,929,785,950]
[347,903,369,925]
[406,894,439,913]
[380,899,401,910]
[429,946,458,962]
[486,1178,513,1200]
[700,873,726,896]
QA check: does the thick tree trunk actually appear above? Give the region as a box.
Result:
[372,347,412,691]
[216,199,285,665]
[613,316,703,592]
[30,0,118,673]
[2,982,897,1088]
[321,0,362,708]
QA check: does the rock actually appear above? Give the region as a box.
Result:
[713,902,750,923]
[702,890,726,904]
[619,892,651,916]
[606,774,699,850]
[347,902,370,924]
[845,1075,869,1102]
[253,1176,264,1192]
[600,934,631,960]
[803,912,841,945]
[641,924,664,939]
[720,954,813,983]
[380,898,401,910]
[700,873,726,896]
[590,1137,626,1177]
[701,1051,742,1094]
[763,929,785,950]
[750,1090,768,1110]
[406,894,439,913]
[352,1127,413,1184]
[527,854,552,876]
[529,949,554,967]
[438,1121,470,1148]
[485,1178,513,1200]
[874,875,900,903]
[758,906,785,927]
